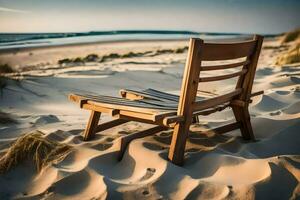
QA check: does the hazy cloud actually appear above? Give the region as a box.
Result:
[0,6,30,13]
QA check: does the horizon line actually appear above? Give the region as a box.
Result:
[0,29,283,36]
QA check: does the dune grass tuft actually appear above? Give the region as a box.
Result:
[0,63,14,74]
[0,131,72,173]
[58,47,188,65]
[84,53,99,62]
[282,28,300,43]
[276,43,300,65]
[58,58,72,65]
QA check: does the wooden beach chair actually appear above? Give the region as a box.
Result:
[69,35,264,165]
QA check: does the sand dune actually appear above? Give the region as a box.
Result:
[0,37,300,199]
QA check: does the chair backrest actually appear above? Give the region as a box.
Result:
[177,35,264,118]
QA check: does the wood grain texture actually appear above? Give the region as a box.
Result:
[199,69,247,82]
[83,111,101,141]
[168,38,203,165]
[201,40,257,61]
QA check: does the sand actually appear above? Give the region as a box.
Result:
[0,37,300,199]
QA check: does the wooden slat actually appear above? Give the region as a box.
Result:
[121,88,180,102]
[250,90,264,97]
[76,94,174,113]
[81,92,179,109]
[201,40,257,61]
[163,103,231,128]
[80,102,162,123]
[120,88,261,106]
[81,103,114,114]
[230,100,246,107]
[120,89,164,101]
[163,115,185,127]
[94,119,128,133]
[120,88,205,103]
[114,110,157,121]
[200,60,250,71]
[200,122,241,135]
[192,103,230,116]
[193,89,242,111]
[144,88,180,101]
[138,99,178,108]
[199,69,247,82]
[113,114,161,125]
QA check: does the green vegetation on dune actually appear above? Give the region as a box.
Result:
[57,46,189,65]
[100,53,121,62]
[58,58,72,65]
[73,57,84,63]
[84,53,99,62]
[175,46,188,53]
[121,51,149,58]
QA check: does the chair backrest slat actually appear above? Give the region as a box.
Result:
[193,88,242,111]
[200,40,257,61]
[200,60,250,71]
[199,69,247,82]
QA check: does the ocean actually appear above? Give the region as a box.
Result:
[0,30,271,50]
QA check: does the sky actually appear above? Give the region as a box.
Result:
[0,0,299,34]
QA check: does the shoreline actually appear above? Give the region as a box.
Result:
[0,34,279,55]
[0,38,189,54]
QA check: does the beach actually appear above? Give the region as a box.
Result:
[0,34,300,200]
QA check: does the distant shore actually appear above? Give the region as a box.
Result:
[0,30,280,53]
[0,38,190,54]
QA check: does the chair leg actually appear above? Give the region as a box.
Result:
[192,116,200,124]
[232,106,255,140]
[83,110,101,141]
[168,120,191,166]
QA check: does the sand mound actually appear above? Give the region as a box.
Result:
[34,115,60,125]
[282,102,300,114]
[253,95,288,112]
[0,111,17,124]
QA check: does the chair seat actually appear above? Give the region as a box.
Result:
[69,93,178,122]
[69,92,230,124]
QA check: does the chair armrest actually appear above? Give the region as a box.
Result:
[250,90,264,97]
[230,90,264,107]
[163,115,185,127]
